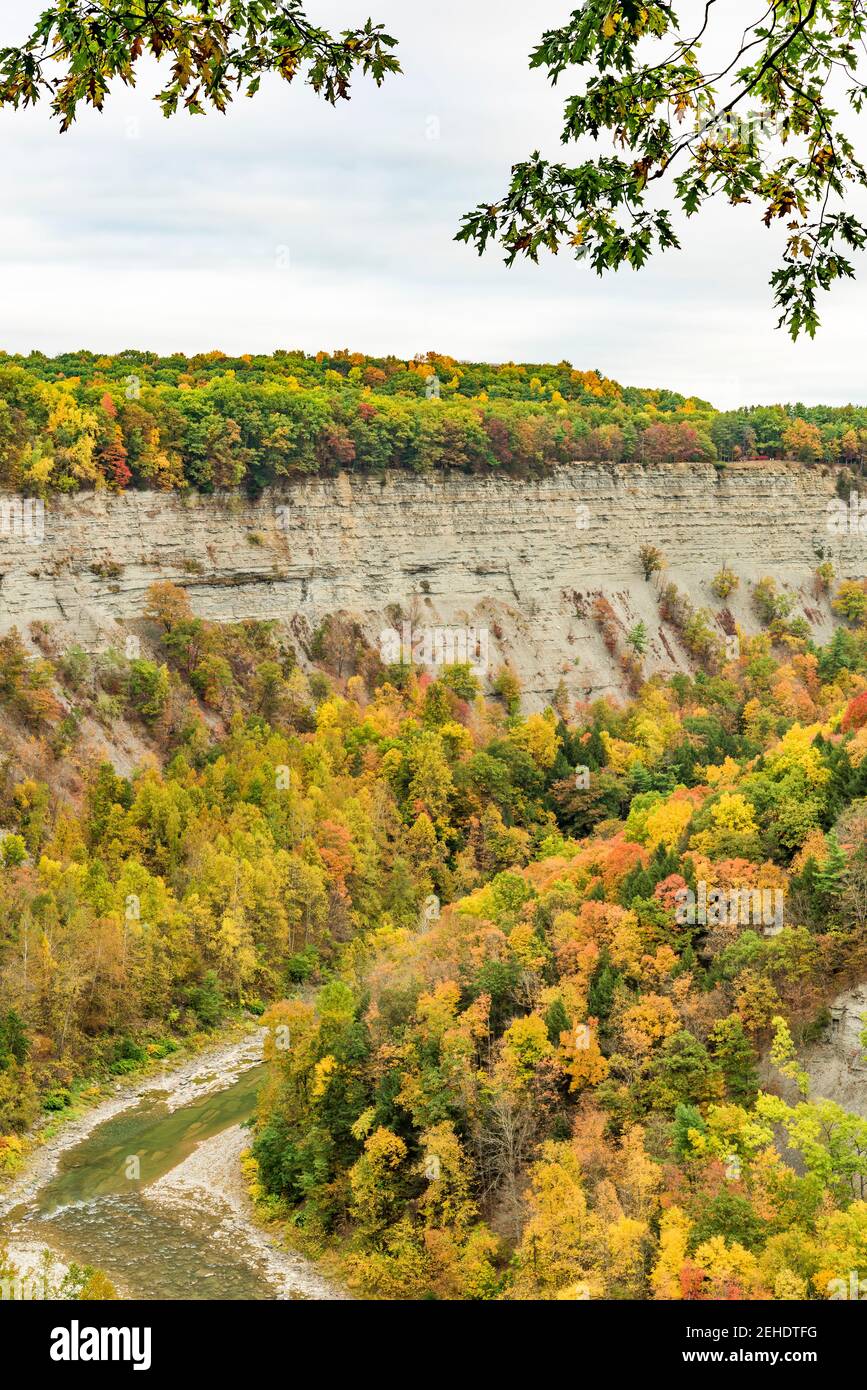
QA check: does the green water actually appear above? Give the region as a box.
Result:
[12,1064,280,1300]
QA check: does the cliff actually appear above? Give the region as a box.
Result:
[0,461,863,708]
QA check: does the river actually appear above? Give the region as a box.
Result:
[0,1033,340,1301]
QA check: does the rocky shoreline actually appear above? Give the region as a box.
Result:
[146,1123,345,1300]
[1,1025,341,1300]
[0,1027,265,1221]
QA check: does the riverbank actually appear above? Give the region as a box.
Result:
[146,1123,345,1299]
[0,1024,264,1220]
[2,1020,346,1300]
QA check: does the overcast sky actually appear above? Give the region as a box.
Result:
[1,0,865,408]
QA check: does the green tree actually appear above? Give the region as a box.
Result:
[439,663,480,701]
[0,1009,29,1067]
[0,834,27,869]
[457,3,867,338]
[587,949,621,1033]
[188,970,227,1030]
[127,659,170,724]
[815,832,848,904]
[626,620,648,655]
[709,1015,759,1106]
[0,2,399,130]
[641,1030,723,1112]
[672,1101,706,1162]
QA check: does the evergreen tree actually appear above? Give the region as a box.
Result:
[815,833,848,900]
[709,1016,759,1106]
[587,950,620,1032]
[544,997,570,1046]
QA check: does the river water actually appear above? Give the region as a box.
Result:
[2,1056,326,1300]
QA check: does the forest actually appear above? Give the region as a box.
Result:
[0,553,866,1299]
[4,0,867,1323]
[2,350,867,497]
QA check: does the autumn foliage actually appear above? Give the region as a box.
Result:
[1,577,867,1298]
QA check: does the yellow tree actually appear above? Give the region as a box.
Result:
[558,1022,608,1093]
[348,1127,408,1237]
[513,1141,604,1299]
[651,1206,692,1300]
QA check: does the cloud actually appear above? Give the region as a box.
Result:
[1,0,865,407]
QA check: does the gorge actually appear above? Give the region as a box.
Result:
[1,460,863,707]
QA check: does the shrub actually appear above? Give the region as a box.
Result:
[43,1088,73,1112]
[592,596,619,655]
[0,1071,39,1133]
[711,566,739,600]
[493,666,521,715]
[752,577,792,626]
[658,582,692,630]
[0,835,27,869]
[683,610,721,665]
[109,1057,142,1076]
[188,971,227,1030]
[59,646,92,691]
[95,692,123,725]
[814,561,835,595]
[51,711,81,757]
[833,580,867,625]
[0,630,62,729]
[95,647,130,695]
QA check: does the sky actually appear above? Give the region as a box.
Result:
[1,0,866,408]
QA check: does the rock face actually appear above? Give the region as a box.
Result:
[762,984,867,1120]
[0,461,864,707]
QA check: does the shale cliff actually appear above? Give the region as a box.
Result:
[0,461,864,707]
